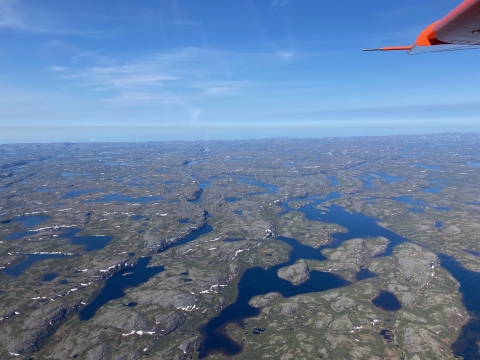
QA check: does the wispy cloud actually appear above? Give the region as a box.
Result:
[49,66,69,72]
[55,48,236,95]
[0,0,120,38]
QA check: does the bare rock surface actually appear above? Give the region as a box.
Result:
[277,259,310,285]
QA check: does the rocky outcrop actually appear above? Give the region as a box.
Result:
[281,303,302,316]
[146,220,207,253]
[0,302,82,354]
[249,292,280,308]
[277,260,310,285]
[136,290,196,310]
[155,311,187,334]
[96,258,137,279]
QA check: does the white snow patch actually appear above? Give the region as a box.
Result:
[200,284,227,294]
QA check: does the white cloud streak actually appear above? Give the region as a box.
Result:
[0,0,119,38]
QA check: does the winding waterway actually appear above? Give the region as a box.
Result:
[79,257,164,321]
[198,236,351,358]
[197,177,480,359]
[198,190,412,357]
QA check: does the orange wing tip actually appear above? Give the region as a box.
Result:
[381,46,414,51]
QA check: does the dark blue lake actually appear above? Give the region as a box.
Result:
[225,197,241,203]
[371,290,402,311]
[281,193,409,257]
[79,257,164,321]
[439,254,480,358]
[191,181,211,204]
[465,250,480,257]
[61,188,104,199]
[435,221,443,228]
[361,175,377,189]
[198,236,350,358]
[328,176,338,187]
[84,194,164,203]
[11,215,51,228]
[5,215,52,240]
[465,162,480,168]
[184,160,202,166]
[198,189,416,357]
[356,268,378,281]
[373,172,404,184]
[60,228,113,252]
[237,178,278,195]
[42,273,58,281]
[7,230,39,241]
[199,180,211,189]
[465,202,480,206]
[3,254,72,278]
[158,224,214,252]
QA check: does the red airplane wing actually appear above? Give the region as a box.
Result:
[363,0,480,54]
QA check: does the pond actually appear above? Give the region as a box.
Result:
[371,290,402,311]
[3,254,73,278]
[59,228,113,252]
[79,257,164,321]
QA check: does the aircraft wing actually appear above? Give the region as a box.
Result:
[363,0,480,54]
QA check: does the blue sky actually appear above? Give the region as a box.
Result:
[0,0,478,143]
